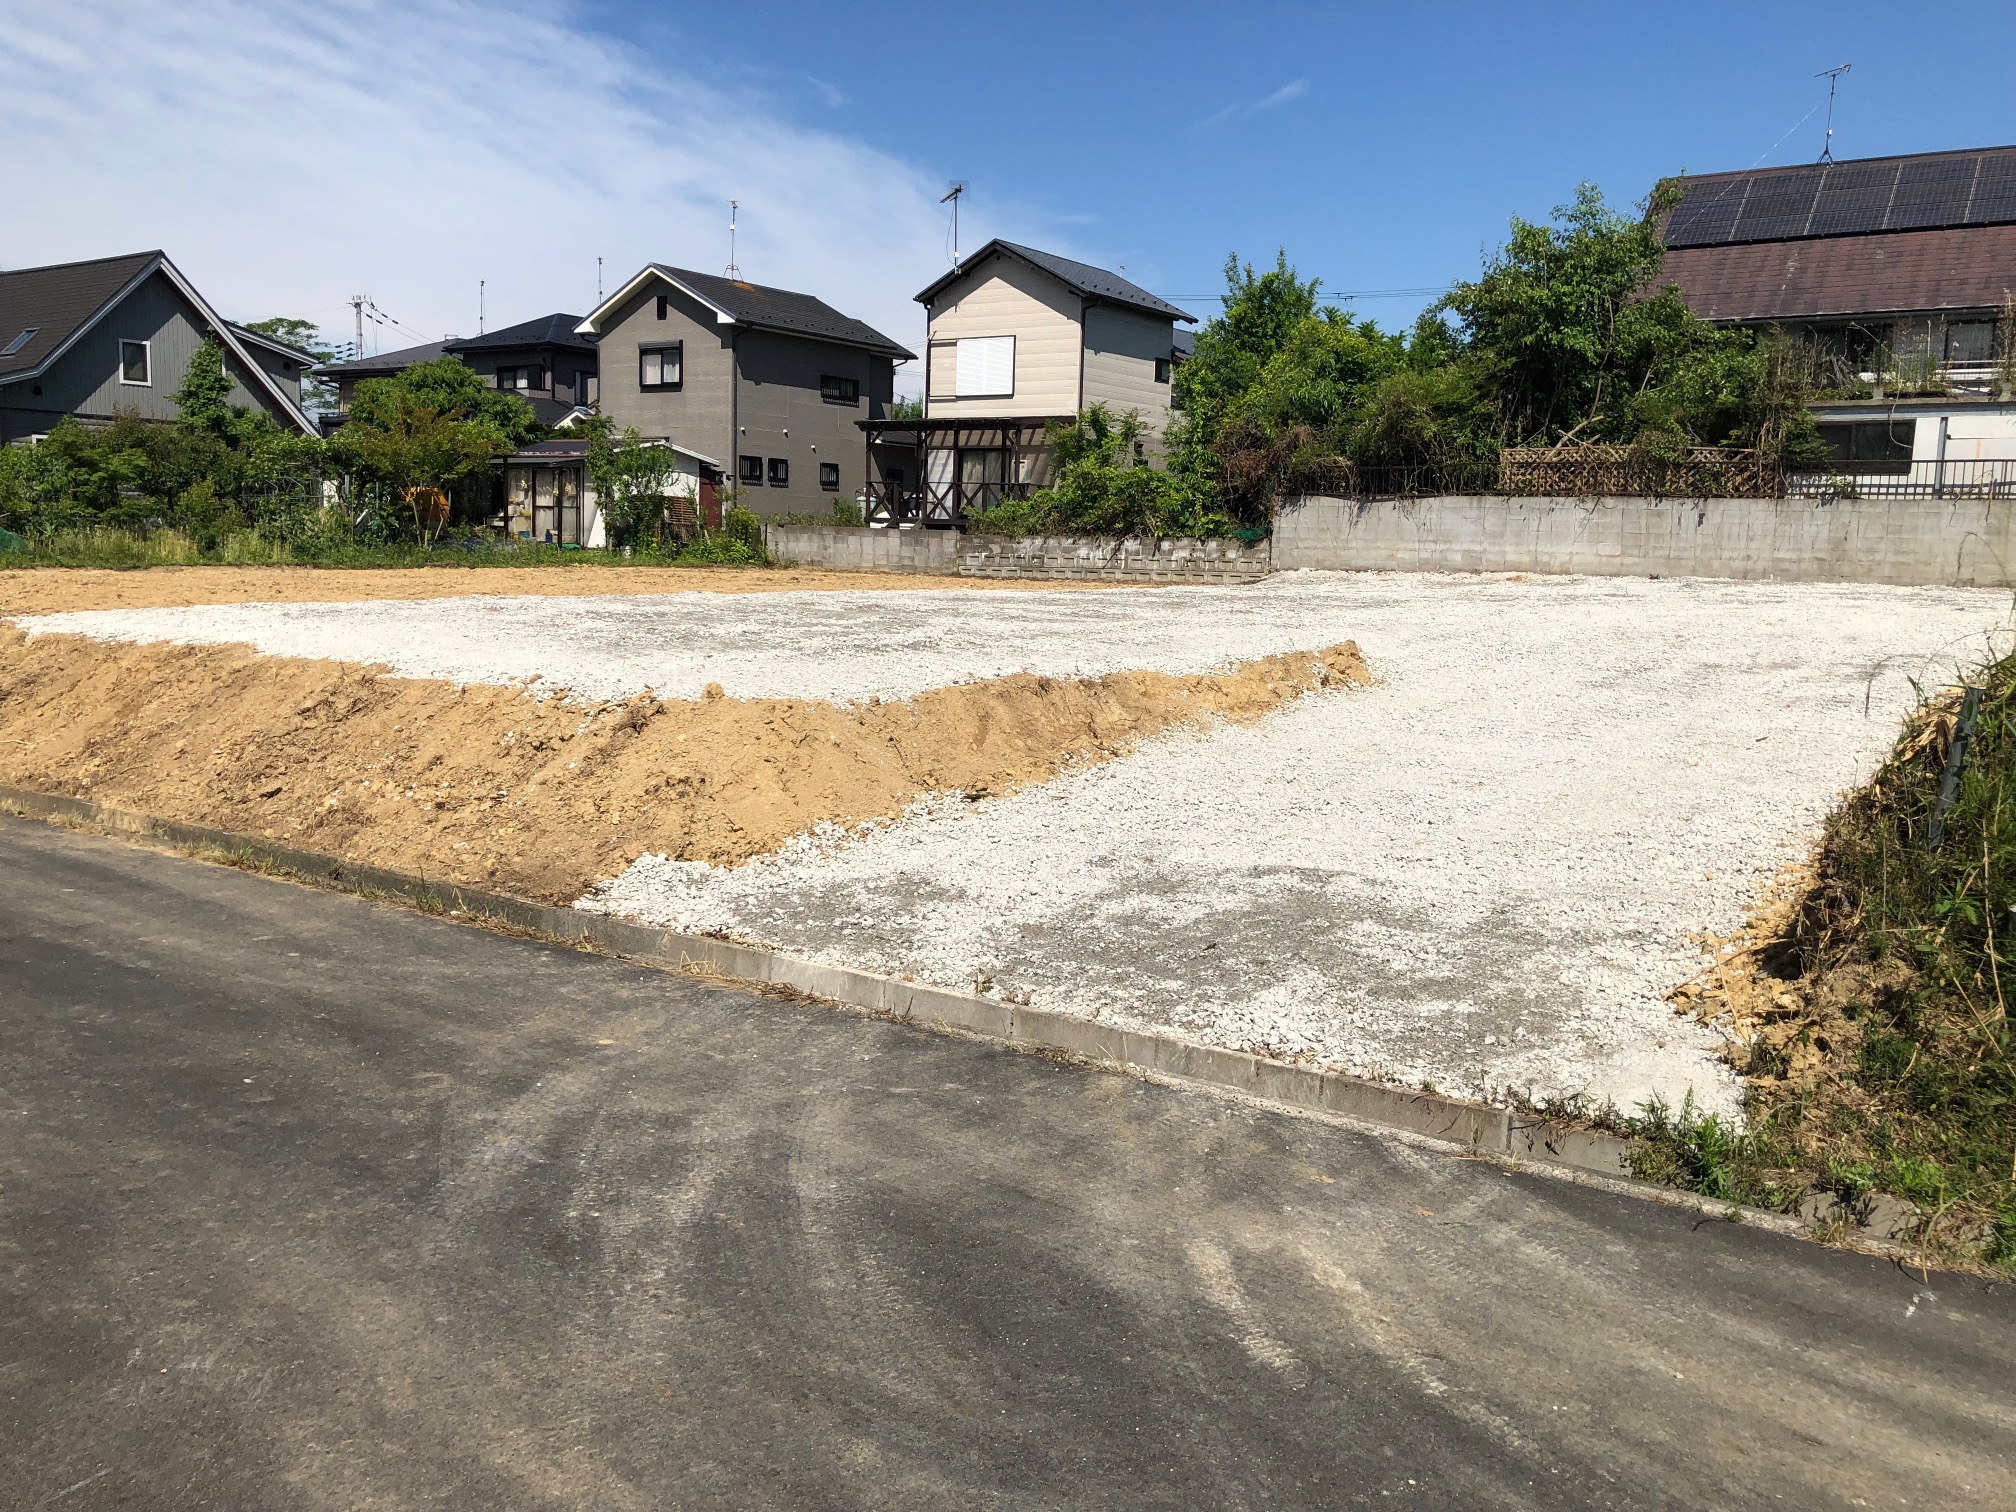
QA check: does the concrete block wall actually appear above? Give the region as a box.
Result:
[762,524,961,574]
[1273,494,2016,588]
[958,535,1272,582]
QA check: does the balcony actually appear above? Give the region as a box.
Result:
[862,478,1036,527]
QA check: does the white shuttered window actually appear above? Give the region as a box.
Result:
[954,335,1014,398]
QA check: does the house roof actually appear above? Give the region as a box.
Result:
[0,249,314,433]
[913,240,1196,323]
[576,266,914,359]
[503,436,721,467]
[226,322,320,365]
[444,312,595,354]
[1663,145,2016,249]
[1661,222,2016,323]
[315,339,450,378]
[0,250,162,381]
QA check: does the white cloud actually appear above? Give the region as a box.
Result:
[1252,78,1309,111]
[808,77,850,109]
[0,0,992,383]
[1195,77,1311,129]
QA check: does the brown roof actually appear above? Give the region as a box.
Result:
[1660,224,2016,323]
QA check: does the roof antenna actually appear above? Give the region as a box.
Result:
[478,279,485,335]
[597,256,603,303]
[942,182,967,266]
[1816,63,1852,163]
[725,200,742,281]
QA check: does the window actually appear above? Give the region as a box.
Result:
[120,339,151,385]
[1,327,36,357]
[818,461,840,490]
[1154,357,1172,384]
[578,372,599,404]
[1815,420,1915,474]
[495,366,541,391]
[639,344,682,388]
[656,294,669,320]
[820,373,860,405]
[740,454,764,483]
[953,335,1014,398]
[1946,321,1996,366]
[767,457,789,486]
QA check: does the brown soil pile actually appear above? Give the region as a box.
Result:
[0,626,1364,903]
[0,564,1145,616]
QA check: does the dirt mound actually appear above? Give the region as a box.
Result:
[0,564,1146,616]
[0,627,1364,902]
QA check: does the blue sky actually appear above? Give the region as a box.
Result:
[4,1,2013,382]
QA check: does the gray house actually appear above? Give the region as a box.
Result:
[0,250,317,443]
[315,313,598,432]
[576,265,914,516]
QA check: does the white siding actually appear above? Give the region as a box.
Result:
[924,257,1081,418]
[1081,304,1177,435]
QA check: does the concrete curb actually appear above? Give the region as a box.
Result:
[0,782,1842,1237]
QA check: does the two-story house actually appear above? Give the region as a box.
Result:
[859,240,1196,524]
[0,250,317,444]
[575,265,913,517]
[1660,144,2016,495]
[314,312,597,432]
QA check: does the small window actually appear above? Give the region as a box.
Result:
[1154,357,1172,384]
[656,294,669,320]
[1946,320,1996,365]
[818,462,840,490]
[767,457,789,486]
[579,372,599,404]
[120,339,151,385]
[495,366,540,391]
[739,454,764,483]
[953,335,1014,398]
[2,327,37,357]
[640,344,682,388]
[820,374,860,405]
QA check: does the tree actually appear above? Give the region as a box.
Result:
[244,317,339,414]
[983,404,1220,538]
[583,413,680,546]
[332,360,532,542]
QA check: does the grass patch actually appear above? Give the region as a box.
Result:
[0,526,772,571]
[1657,651,2016,1267]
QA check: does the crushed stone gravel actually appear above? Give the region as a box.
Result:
[22,570,2011,1115]
[578,572,2012,1116]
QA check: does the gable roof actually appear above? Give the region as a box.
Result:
[445,312,595,354]
[0,250,315,433]
[1663,144,2016,250]
[913,240,1196,323]
[576,266,915,359]
[316,338,450,378]
[0,250,161,382]
[226,322,320,365]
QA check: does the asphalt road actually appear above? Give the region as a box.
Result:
[2,816,2011,1511]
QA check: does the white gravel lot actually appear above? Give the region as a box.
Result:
[23,571,2011,1114]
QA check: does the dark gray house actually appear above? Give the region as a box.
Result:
[315,312,599,432]
[576,265,913,516]
[0,250,316,443]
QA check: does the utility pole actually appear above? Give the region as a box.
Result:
[1817,63,1852,163]
[350,294,364,361]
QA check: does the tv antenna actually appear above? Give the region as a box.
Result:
[726,200,742,280]
[597,256,603,302]
[1816,63,1852,163]
[942,181,967,265]
[478,278,485,335]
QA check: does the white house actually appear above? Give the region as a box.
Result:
[500,437,724,547]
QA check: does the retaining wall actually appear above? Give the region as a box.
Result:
[957,534,1272,582]
[762,523,960,574]
[1273,494,2016,588]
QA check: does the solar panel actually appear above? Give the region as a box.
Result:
[1734,165,1825,241]
[1969,153,2016,223]
[1665,178,1749,246]
[1887,155,1980,230]
[1807,161,1899,237]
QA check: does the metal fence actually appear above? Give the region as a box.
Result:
[1784,458,2016,500]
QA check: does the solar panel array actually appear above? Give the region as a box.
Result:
[1665,149,2016,247]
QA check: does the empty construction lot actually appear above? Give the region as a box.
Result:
[7,565,2007,1120]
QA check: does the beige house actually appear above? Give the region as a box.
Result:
[860,241,1194,524]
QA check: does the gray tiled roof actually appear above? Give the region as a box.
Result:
[316,339,450,377]
[656,267,915,358]
[0,250,161,380]
[913,240,1195,322]
[445,312,595,354]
